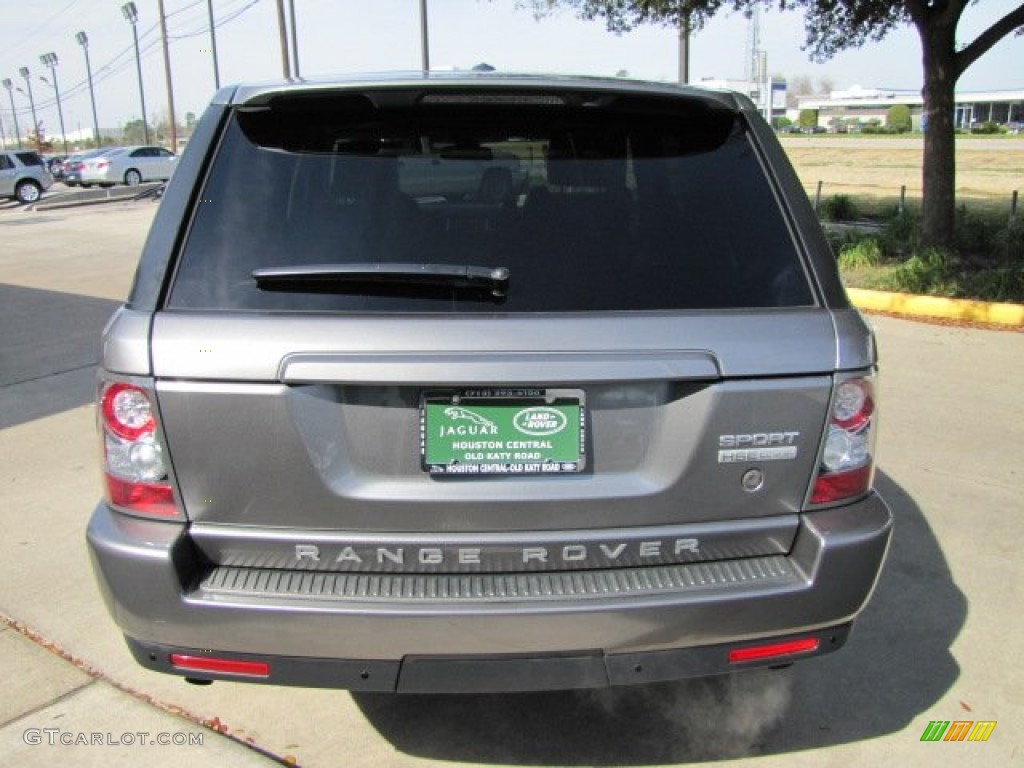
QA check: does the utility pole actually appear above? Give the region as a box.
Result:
[2,79,20,148]
[18,67,40,151]
[420,0,430,72]
[288,0,300,78]
[40,53,68,155]
[76,31,102,147]
[157,0,178,150]
[206,0,221,89]
[275,0,291,79]
[122,3,150,144]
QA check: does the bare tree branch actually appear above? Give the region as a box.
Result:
[955,2,1024,76]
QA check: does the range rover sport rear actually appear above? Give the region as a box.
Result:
[88,73,891,693]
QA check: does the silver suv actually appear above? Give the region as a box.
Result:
[88,73,892,693]
[0,149,53,203]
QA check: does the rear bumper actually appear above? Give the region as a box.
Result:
[87,493,892,692]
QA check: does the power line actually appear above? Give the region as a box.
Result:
[3,0,87,60]
[6,0,264,121]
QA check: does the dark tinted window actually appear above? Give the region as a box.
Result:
[0,155,13,171]
[169,90,812,313]
[15,152,43,167]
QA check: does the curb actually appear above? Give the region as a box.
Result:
[29,182,163,212]
[848,288,1024,327]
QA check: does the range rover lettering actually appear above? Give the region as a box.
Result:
[87,73,892,693]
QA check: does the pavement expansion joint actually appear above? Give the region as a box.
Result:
[0,611,293,766]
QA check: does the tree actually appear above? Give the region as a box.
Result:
[887,103,913,133]
[798,108,819,128]
[528,0,1024,249]
[122,119,152,145]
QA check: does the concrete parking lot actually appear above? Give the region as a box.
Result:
[0,201,1021,766]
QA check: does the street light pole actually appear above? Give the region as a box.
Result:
[2,79,21,149]
[40,53,68,155]
[157,0,178,151]
[275,0,291,79]
[419,0,430,72]
[288,0,300,78]
[122,2,150,144]
[18,67,40,152]
[206,0,220,89]
[76,31,102,147]
[0,112,7,149]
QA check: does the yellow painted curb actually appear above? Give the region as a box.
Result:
[848,288,1024,327]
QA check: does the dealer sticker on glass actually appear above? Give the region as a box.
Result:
[421,389,585,475]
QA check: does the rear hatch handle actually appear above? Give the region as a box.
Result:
[278,350,722,385]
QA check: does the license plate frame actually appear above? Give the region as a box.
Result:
[420,388,586,475]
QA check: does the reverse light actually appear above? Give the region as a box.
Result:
[810,374,877,505]
[99,380,178,518]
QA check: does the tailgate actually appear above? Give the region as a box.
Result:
[152,310,835,538]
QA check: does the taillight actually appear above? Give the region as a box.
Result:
[810,375,877,505]
[98,381,179,518]
[96,160,109,169]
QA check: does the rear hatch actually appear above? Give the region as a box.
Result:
[151,84,838,571]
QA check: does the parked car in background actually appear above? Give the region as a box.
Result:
[0,149,53,203]
[63,148,119,187]
[89,73,891,694]
[44,155,67,179]
[80,145,177,187]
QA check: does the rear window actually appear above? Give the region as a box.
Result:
[15,152,44,167]
[168,90,813,312]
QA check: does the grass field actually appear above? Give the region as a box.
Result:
[780,137,1024,217]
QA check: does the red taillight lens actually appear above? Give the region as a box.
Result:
[810,374,877,505]
[96,160,109,169]
[106,476,178,517]
[99,381,179,518]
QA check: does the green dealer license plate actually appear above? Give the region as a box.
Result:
[421,389,585,475]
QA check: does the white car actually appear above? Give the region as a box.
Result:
[80,145,177,187]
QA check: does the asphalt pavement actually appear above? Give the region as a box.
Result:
[1,201,1021,767]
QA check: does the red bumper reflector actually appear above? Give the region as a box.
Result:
[728,637,820,663]
[170,654,270,678]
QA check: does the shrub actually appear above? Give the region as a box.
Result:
[875,247,959,296]
[954,206,999,259]
[970,120,1004,135]
[820,194,858,222]
[995,221,1024,263]
[839,238,883,269]
[878,210,920,258]
[958,266,1024,303]
[886,104,913,133]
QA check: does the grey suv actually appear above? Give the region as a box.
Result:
[88,73,892,693]
[0,149,53,203]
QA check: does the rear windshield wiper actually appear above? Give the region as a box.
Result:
[251,263,510,298]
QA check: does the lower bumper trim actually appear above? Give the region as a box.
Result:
[125,623,851,693]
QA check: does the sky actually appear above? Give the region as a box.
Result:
[1,0,1022,143]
